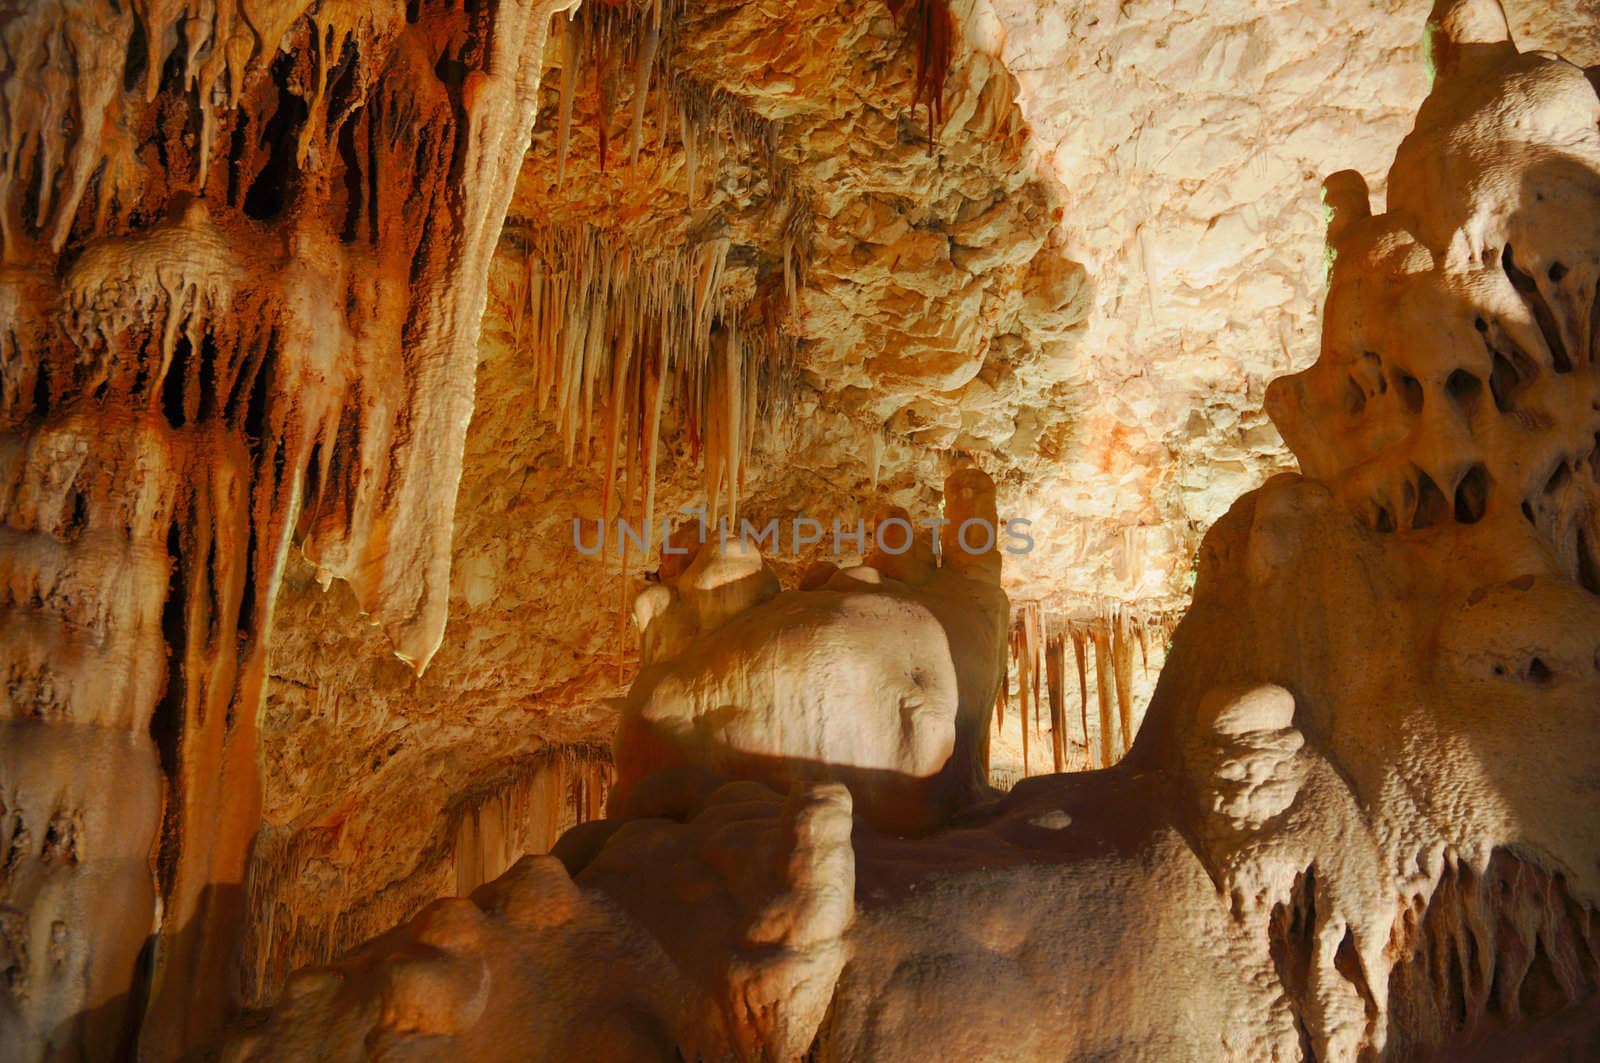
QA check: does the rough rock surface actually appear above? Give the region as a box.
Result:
[242,0,1599,1008]
[0,0,572,1055]
[227,9,1600,1058]
[614,469,1009,831]
[3,0,1596,1054]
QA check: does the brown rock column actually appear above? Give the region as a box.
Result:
[0,0,568,1055]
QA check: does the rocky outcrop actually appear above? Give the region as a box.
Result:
[225,782,857,1062]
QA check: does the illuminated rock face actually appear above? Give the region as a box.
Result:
[237,0,1600,1002]
[0,0,567,1056]
[1268,12,1600,585]
[615,469,1010,832]
[224,4,1600,1059]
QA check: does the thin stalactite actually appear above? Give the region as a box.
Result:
[1113,610,1136,754]
[1093,626,1114,768]
[1046,629,1066,773]
[1072,628,1090,769]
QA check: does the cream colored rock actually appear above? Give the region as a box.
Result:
[242,0,1600,976]
[222,856,686,1062]
[226,782,855,1063]
[617,470,1010,831]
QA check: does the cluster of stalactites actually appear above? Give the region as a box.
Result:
[241,746,613,1005]
[554,0,666,183]
[525,0,823,551]
[0,0,392,264]
[550,0,788,192]
[883,0,956,152]
[995,602,1181,778]
[503,220,798,534]
[452,749,612,896]
[1,0,566,1052]
[0,0,464,662]
[546,0,955,168]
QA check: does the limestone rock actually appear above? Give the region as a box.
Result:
[615,469,1010,831]
[227,7,1600,1060]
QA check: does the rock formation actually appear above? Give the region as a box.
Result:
[2,0,1596,1058]
[234,0,1598,996]
[615,468,1009,832]
[217,8,1600,1059]
[0,0,571,1056]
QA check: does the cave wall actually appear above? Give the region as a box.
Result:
[248,0,1072,1000]
[0,0,569,1055]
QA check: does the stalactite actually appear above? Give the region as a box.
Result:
[0,1,564,1053]
[1112,610,1136,754]
[630,20,661,174]
[1046,630,1066,773]
[995,662,1007,736]
[525,0,810,530]
[883,0,956,152]
[683,104,699,204]
[243,748,613,1006]
[507,221,797,537]
[1020,671,1031,776]
[1012,619,1031,776]
[1001,606,1184,772]
[595,28,614,172]
[1385,847,1600,1057]
[1025,605,1042,741]
[705,318,743,523]
[453,752,615,896]
[1072,628,1090,769]
[556,13,580,187]
[642,342,666,545]
[1093,626,1115,767]
[654,65,673,164]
